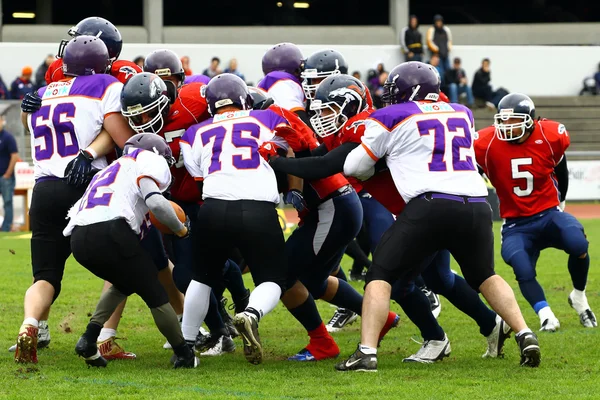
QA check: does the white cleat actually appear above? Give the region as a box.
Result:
[200,335,235,356]
[403,334,451,363]
[539,316,560,332]
[482,315,512,358]
[568,292,597,328]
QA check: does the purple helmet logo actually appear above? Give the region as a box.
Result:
[261,42,305,77]
[204,73,253,115]
[382,61,440,105]
[62,35,110,77]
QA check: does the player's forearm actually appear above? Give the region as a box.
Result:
[554,156,569,201]
[343,145,376,180]
[270,143,357,180]
[85,129,115,158]
[287,174,303,192]
[140,178,185,234]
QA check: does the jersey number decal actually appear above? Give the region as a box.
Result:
[80,163,121,209]
[31,103,79,161]
[511,158,534,197]
[163,129,185,168]
[417,117,475,172]
[201,122,261,174]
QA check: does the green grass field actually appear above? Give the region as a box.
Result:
[1,221,599,399]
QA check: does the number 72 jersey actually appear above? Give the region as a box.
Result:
[474,119,570,219]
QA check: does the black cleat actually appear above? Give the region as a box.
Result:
[173,347,199,369]
[335,346,377,372]
[326,308,358,332]
[219,298,240,338]
[75,335,108,368]
[515,331,541,367]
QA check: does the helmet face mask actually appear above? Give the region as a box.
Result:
[121,73,171,134]
[494,112,534,142]
[122,95,170,134]
[310,100,347,138]
[301,50,348,100]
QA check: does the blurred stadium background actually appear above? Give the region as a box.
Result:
[2,0,600,229]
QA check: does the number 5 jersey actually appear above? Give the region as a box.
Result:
[28,75,123,180]
[475,119,570,219]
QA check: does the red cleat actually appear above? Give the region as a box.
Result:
[98,337,136,360]
[378,312,400,346]
[14,324,38,364]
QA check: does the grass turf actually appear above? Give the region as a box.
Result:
[0,221,599,399]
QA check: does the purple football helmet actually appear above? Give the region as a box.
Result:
[144,49,186,85]
[123,133,175,167]
[62,35,111,77]
[261,42,305,77]
[204,73,253,115]
[382,61,440,105]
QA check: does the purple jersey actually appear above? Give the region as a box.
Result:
[184,74,211,85]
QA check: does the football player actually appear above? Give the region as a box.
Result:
[141,49,249,353]
[475,93,596,331]
[64,133,197,369]
[266,74,511,361]
[301,49,348,102]
[179,74,289,365]
[337,61,540,371]
[14,36,133,364]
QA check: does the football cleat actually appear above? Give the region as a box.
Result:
[377,312,400,346]
[288,348,318,362]
[482,315,512,358]
[197,334,235,356]
[515,331,541,367]
[539,316,560,332]
[326,308,359,332]
[173,344,199,369]
[335,346,377,372]
[219,298,240,338]
[403,334,451,363]
[14,324,38,364]
[98,337,136,360]
[75,336,108,367]
[568,293,598,328]
[9,321,51,353]
[421,287,442,319]
[233,312,263,365]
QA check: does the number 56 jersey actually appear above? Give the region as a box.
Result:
[475,119,570,219]
[28,75,123,180]
[180,109,289,204]
[360,101,487,202]
[63,148,172,237]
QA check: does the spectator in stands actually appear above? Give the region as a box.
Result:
[224,58,245,82]
[429,54,444,88]
[445,57,474,107]
[133,56,145,69]
[10,66,34,100]
[427,14,452,76]
[372,71,389,109]
[34,54,54,90]
[181,56,193,76]
[0,74,8,100]
[203,57,222,78]
[401,15,423,62]
[472,58,509,109]
[352,71,361,80]
[0,115,18,232]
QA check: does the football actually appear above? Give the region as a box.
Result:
[149,200,186,234]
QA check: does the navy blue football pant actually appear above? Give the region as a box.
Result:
[358,190,396,252]
[501,207,589,313]
[286,187,363,299]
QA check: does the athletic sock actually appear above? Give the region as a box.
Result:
[537,306,556,323]
[394,287,445,341]
[516,328,533,337]
[23,317,39,328]
[305,323,339,359]
[570,289,591,314]
[568,253,590,291]
[359,344,377,355]
[288,295,322,332]
[204,292,227,335]
[82,322,103,343]
[329,278,363,315]
[181,280,211,342]
[98,328,117,342]
[246,282,281,320]
[223,259,249,304]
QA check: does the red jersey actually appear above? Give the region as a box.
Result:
[160,82,210,203]
[45,59,141,84]
[474,119,570,219]
[268,104,348,198]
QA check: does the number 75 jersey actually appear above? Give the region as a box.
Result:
[475,119,570,219]
[360,102,487,202]
[180,109,289,204]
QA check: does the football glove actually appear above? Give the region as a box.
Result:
[559,201,566,211]
[284,189,308,214]
[64,150,99,188]
[178,215,191,239]
[273,125,310,152]
[258,141,280,162]
[21,90,42,113]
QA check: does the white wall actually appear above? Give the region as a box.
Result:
[0,42,598,96]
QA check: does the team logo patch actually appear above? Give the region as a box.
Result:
[535,139,543,144]
[150,78,163,98]
[416,102,453,113]
[347,120,365,134]
[119,66,138,80]
[558,124,566,134]
[329,87,363,104]
[42,80,73,99]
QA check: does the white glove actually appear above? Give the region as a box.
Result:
[559,201,566,211]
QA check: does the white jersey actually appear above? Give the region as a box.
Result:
[360,101,487,202]
[27,75,123,180]
[257,71,305,112]
[181,109,289,203]
[63,148,172,238]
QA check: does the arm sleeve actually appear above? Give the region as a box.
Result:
[101,81,125,115]
[270,142,359,180]
[140,178,185,233]
[310,143,329,157]
[343,144,376,180]
[554,155,569,201]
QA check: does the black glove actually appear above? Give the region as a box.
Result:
[178,215,191,239]
[64,150,96,188]
[21,91,43,113]
[284,189,308,213]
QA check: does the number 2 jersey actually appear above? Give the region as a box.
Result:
[181,109,289,204]
[27,74,123,180]
[63,148,172,237]
[474,119,570,218]
[360,101,487,202]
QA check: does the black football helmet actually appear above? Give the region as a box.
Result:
[121,73,171,134]
[58,17,122,61]
[494,93,535,141]
[309,74,367,138]
[248,86,274,110]
[123,133,176,167]
[301,49,348,100]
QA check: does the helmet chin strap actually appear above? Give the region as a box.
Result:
[408,85,421,101]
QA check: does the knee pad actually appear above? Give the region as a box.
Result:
[562,226,589,256]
